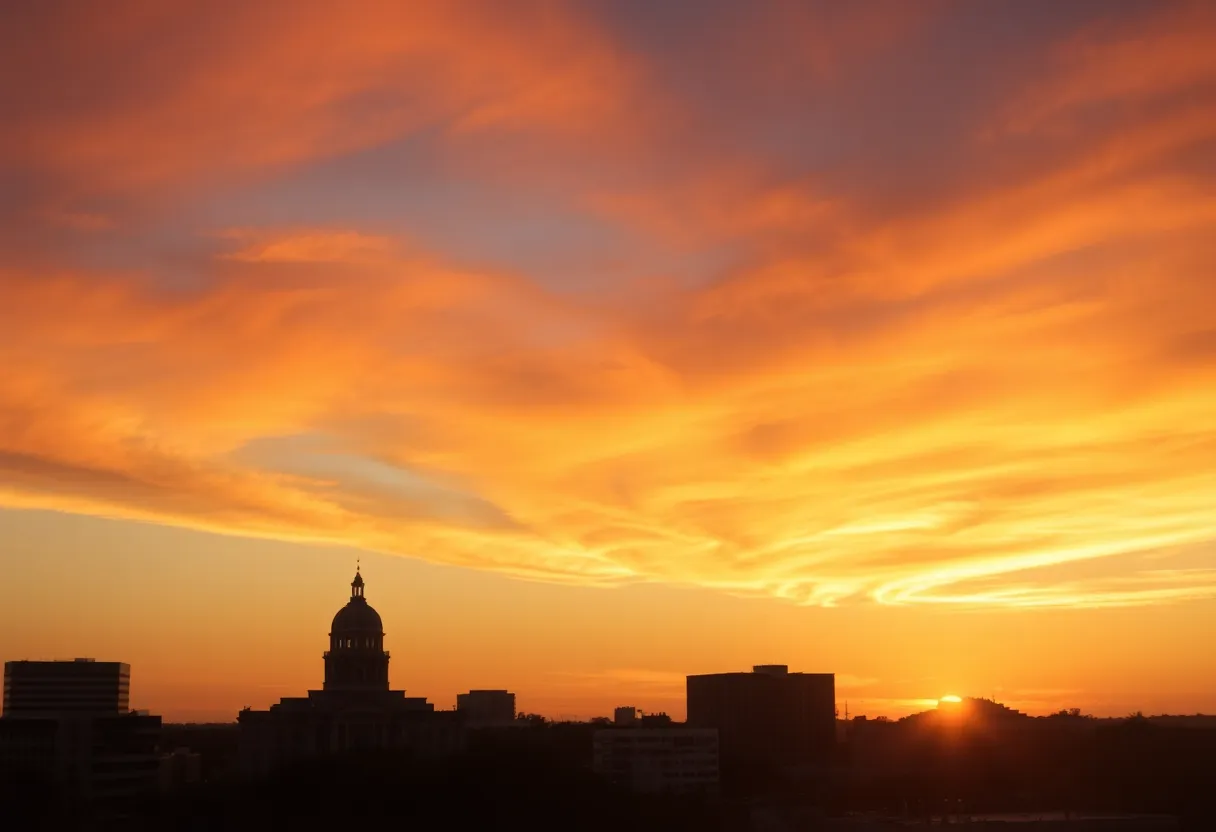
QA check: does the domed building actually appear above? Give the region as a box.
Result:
[238,568,463,776]
[324,569,389,691]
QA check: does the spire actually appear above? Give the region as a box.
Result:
[351,561,364,599]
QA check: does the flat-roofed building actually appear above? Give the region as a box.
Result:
[614,706,639,726]
[593,726,719,794]
[3,659,129,717]
[0,659,160,811]
[158,747,203,793]
[456,690,516,727]
[687,665,835,774]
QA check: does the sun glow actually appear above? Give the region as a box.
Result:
[938,695,963,705]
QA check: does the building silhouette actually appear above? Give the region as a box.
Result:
[456,690,516,727]
[238,568,463,775]
[322,569,390,690]
[157,746,202,793]
[3,659,130,716]
[593,721,719,794]
[687,664,835,774]
[0,659,160,810]
[614,706,639,726]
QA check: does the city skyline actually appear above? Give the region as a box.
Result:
[3,1,1216,724]
[3,547,1209,723]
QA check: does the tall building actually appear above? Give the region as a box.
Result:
[3,659,130,716]
[593,726,719,794]
[0,660,160,810]
[238,568,464,776]
[686,665,835,773]
[456,690,515,727]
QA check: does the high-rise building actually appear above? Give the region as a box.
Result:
[3,659,130,717]
[0,660,160,810]
[456,690,516,727]
[686,665,835,773]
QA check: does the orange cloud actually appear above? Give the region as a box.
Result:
[997,1,1216,135]
[219,229,400,265]
[1,0,648,196]
[2,2,1215,611]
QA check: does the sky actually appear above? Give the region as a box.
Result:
[2,0,1215,722]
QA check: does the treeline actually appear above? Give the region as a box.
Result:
[841,714,1216,822]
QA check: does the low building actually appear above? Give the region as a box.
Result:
[158,747,202,792]
[85,712,162,804]
[593,725,719,794]
[238,569,465,776]
[640,712,674,728]
[0,716,57,782]
[614,706,638,726]
[456,690,516,727]
[0,710,161,808]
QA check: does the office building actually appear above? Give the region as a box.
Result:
[3,659,129,716]
[238,568,464,776]
[593,725,719,794]
[77,711,162,803]
[687,664,835,773]
[0,659,160,809]
[456,690,516,727]
[0,713,160,804]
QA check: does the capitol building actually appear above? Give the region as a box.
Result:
[238,569,463,775]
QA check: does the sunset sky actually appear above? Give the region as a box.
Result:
[2,0,1216,722]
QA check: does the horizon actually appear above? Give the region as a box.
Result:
[3,542,1208,724]
[2,1,1216,726]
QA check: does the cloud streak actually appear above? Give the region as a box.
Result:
[2,1,1215,609]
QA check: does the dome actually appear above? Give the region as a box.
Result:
[329,567,383,634]
[324,567,391,692]
[331,598,383,634]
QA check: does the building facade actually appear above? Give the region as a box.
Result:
[3,659,130,717]
[158,747,202,793]
[238,569,464,776]
[0,659,159,810]
[593,726,720,794]
[456,690,516,727]
[687,665,835,774]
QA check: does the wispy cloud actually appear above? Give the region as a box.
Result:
[219,230,400,265]
[2,1,1215,610]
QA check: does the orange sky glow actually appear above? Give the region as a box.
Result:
[2,0,1215,722]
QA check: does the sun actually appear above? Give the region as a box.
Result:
[938,694,963,705]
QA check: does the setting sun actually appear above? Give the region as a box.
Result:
[4,3,1216,827]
